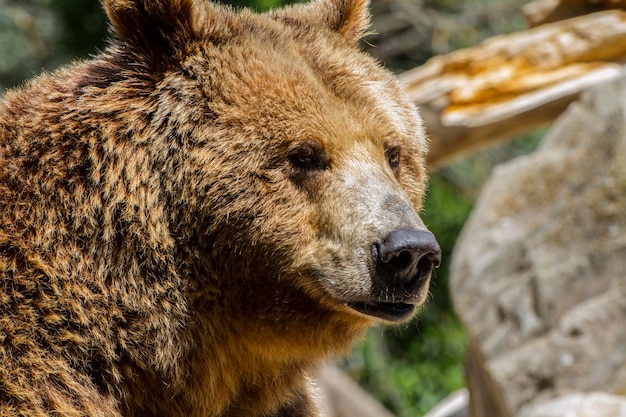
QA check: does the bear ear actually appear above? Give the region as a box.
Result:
[102,0,197,62]
[314,0,371,42]
[272,0,371,43]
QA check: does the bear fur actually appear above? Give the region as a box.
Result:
[0,0,440,416]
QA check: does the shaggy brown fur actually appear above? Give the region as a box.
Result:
[0,0,439,416]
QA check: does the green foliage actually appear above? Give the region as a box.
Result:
[422,174,474,312]
[0,0,107,91]
[388,318,467,415]
[222,0,304,11]
[40,0,107,58]
[345,315,467,417]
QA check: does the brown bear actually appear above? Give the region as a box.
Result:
[0,0,440,416]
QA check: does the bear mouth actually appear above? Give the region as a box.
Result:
[347,301,416,322]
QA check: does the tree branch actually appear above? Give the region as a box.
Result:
[397,10,626,169]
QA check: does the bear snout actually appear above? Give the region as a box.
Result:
[372,229,441,284]
[347,229,441,322]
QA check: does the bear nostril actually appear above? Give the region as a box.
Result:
[416,252,439,277]
[384,249,413,270]
[374,229,441,285]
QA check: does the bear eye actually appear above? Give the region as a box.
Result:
[289,142,326,171]
[386,147,401,170]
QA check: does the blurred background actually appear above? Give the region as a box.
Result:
[0,0,545,415]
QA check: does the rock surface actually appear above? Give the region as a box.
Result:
[521,392,626,417]
[450,72,626,416]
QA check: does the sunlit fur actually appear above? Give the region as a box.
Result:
[0,0,432,416]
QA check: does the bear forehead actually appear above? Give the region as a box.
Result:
[190,17,424,152]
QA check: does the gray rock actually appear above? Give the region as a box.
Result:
[450,72,626,416]
[520,392,626,417]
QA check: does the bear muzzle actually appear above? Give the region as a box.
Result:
[347,229,441,322]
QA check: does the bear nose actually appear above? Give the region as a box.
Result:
[372,229,442,287]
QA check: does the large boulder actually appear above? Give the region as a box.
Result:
[450,72,626,416]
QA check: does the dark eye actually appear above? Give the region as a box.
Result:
[386,147,401,170]
[289,142,326,171]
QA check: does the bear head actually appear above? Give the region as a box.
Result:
[99,0,440,358]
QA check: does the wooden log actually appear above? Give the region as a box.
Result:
[522,0,626,27]
[316,364,398,417]
[423,389,468,417]
[398,10,626,169]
